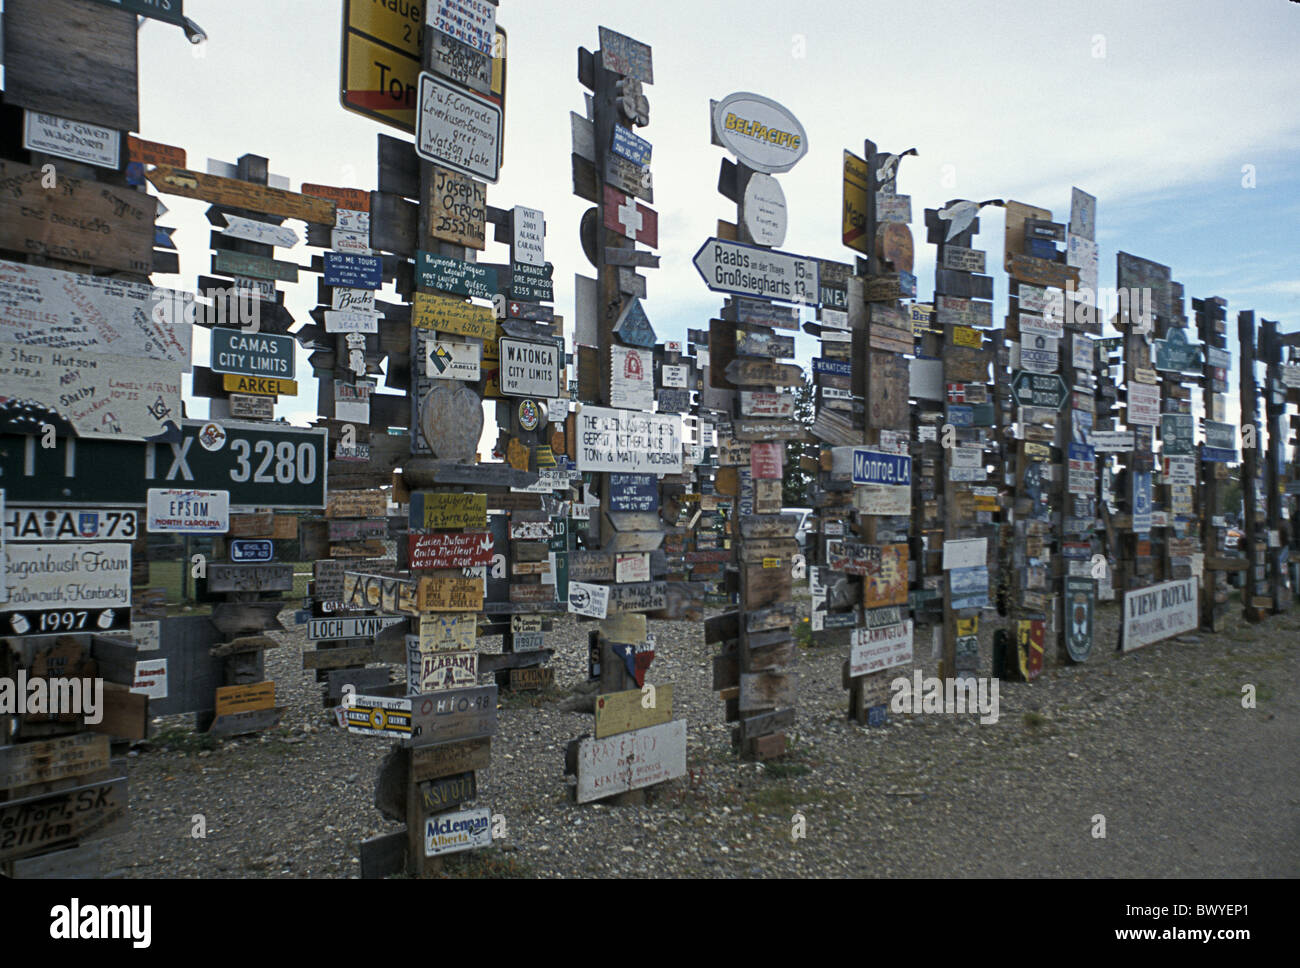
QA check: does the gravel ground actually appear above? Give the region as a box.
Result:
[108,597,1299,878]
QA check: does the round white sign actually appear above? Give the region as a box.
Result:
[712,92,809,174]
[741,173,788,246]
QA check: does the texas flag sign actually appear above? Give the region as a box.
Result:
[603,185,658,249]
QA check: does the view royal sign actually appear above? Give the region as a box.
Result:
[711,92,808,174]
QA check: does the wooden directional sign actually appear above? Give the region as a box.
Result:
[430,166,487,249]
[147,166,335,224]
[0,777,128,863]
[212,248,298,283]
[0,733,110,792]
[412,292,497,338]
[416,251,497,298]
[693,238,818,305]
[409,532,494,569]
[724,359,803,387]
[0,160,154,274]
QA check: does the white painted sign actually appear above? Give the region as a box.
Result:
[426,340,482,381]
[131,620,161,652]
[1,542,132,619]
[691,238,818,304]
[909,357,944,402]
[325,310,380,334]
[131,658,168,700]
[853,484,911,516]
[740,391,794,417]
[1019,312,1063,339]
[576,406,684,475]
[146,489,230,533]
[308,616,406,641]
[1122,577,1198,651]
[336,209,371,234]
[712,92,809,173]
[0,259,191,365]
[568,581,610,619]
[849,620,914,677]
[661,364,690,389]
[1127,381,1161,427]
[499,337,562,398]
[221,214,299,248]
[416,72,502,183]
[610,346,653,410]
[616,553,651,584]
[741,172,788,246]
[427,0,496,56]
[23,111,119,169]
[513,206,545,266]
[425,805,493,856]
[330,229,372,255]
[1088,430,1135,452]
[573,719,688,804]
[942,537,987,570]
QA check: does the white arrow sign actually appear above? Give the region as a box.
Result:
[691,237,819,305]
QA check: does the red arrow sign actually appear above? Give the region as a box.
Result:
[603,185,658,249]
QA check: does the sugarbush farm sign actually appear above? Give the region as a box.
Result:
[1122,578,1198,651]
[0,542,132,637]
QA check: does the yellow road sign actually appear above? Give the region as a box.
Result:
[842,150,870,254]
[223,375,297,396]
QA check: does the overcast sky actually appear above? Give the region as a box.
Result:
[137,0,1300,435]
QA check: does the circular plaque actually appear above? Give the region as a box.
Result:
[741,173,787,247]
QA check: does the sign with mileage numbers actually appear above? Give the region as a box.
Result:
[0,543,132,637]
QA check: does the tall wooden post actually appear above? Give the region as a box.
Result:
[1194,296,1232,630]
[1239,310,1265,622]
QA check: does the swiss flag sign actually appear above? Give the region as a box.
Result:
[603,185,659,249]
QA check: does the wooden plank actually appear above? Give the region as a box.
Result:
[594,685,674,739]
[0,734,110,793]
[508,667,555,690]
[359,830,407,879]
[146,166,336,224]
[206,563,294,593]
[0,776,129,863]
[571,720,687,803]
[738,672,798,712]
[0,160,154,274]
[723,359,804,387]
[411,736,492,782]
[428,166,487,249]
[8,841,104,879]
[3,0,139,131]
[409,685,498,748]
[207,706,284,736]
[214,682,276,717]
[89,683,147,741]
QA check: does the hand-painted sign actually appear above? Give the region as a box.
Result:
[598,26,654,82]
[428,0,496,55]
[609,474,658,512]
[949,565,990,610]
[741,172,788,247]
[1127,381,1160,427]
[512,205,545,266]
[221,214,300,249]
[418,613,477,652]
[148,166,334,223]
[410,492,487,529]
[409,532,494,569]
[576,407,683,475]
[412,292,496,337]
[571,719,687,803]
[712,92,808,173]
[416,72,502,182]
[0,542,131,637]
[1122,578,1198,650]
[416,252,498,298]
[0,778,128,863]
[146,489,229,533]
[692,238,818,304]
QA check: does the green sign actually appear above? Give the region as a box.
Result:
[549,516,569,602]
[0,420,327,508]
[1161,413,1195,456]
[509,262,554,303]
[210,328,295,380]
[1153,326,1202,373]
[1010,370,1068,410]
[86,0,186,27]
[416,251,498,299]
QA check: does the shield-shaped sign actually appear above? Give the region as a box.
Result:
[610,635,655,687]
[1064,578,1094,663]
[1016,619,1045,681]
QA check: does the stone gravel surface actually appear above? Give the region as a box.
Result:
[109,599,1299,878]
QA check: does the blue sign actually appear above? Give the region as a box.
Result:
[851,449,911,486]
[946,404,974,427]
[949,566,989,609]
[1068,442,1095,463]
[813,358,852,377]
[230,539,274,562]
[1201,446,1238,463]
[609,473,658,512]
[324,251,383,289]
[612,298,656,348]
[611,126,652,168]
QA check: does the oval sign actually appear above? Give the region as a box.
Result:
[741,173,788,246]
[712,92,808,174]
